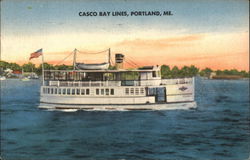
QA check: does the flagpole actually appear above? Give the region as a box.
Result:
[41,49,45,85]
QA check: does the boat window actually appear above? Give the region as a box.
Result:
[148,88,156,96]
[54,72,59,80]
[51,88,54,94]
[72,89,75,95]
[80,72,85,81]
[125,88,129,95]
[48,88,50,94]
[140,88,144,94]
[76,89,80,95]
[105,89,109,95]
[153,71,157,77]
[135,88,139,95]
[43,88,46,94]
[51,72,55,80]
[130,88,134,94]
[96,89,99,95]
[67,88,70,95]
[55,88,57,94]
[58,72,65,80]
[44,72,50,80]
[81,89,85,95]
[101,89,104,95]
[110,89,114,95]
[63,88,66,95]
[59,89,61,94]
[121,80,135,86]
[86,89,90,95]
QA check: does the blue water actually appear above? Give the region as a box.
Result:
[1,78,249,160]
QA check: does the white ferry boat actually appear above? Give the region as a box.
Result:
[39,50,196,110]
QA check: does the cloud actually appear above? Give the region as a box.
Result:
[176,52,248,61]
[116,34,204,49]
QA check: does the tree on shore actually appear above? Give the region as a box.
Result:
[36,63,55,74]
[161,65,249,78]
[22,62,36,72]
[171,66,180,78]
[0,61,9,70]
[161,65,199,78]
[0,61,21,71]
[0,60,249,78]
[54,64,73,70]
[160,65,171,78]
[200,68,213,77]
[188,65,199,77]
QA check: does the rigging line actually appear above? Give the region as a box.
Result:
[124,59,138,68]
[110,58,115,66]
[76,49,109,55]
[125,56,139,66]
[55,51,74,66]
[127,59,139,67]
[126,62,137,68]
[125,56,138,66]
[125,57,139,67]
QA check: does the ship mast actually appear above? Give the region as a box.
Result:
[108,48,111,66]
[73,48,77,70]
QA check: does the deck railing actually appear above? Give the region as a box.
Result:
[161,78,194,85]
[48,81,121,87]
[45,77,193,87]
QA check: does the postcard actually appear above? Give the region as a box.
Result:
[0,0,249,159]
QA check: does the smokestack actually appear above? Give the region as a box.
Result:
[115,53,124,69]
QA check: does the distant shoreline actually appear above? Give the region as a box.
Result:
[0,60,249,79]
[210,75,249,80]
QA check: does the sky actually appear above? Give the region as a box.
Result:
[1,0,249,70]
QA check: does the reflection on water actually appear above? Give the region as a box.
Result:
[1,78,249,160]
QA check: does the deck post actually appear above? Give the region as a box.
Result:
[41,50,45,86]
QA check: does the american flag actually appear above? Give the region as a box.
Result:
[29,48,43,60]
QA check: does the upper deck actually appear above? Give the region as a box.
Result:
[44,67,160,81]
[43,68,193,87]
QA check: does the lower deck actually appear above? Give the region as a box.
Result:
[40,80,195,105]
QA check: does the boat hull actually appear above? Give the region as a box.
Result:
[39,101,196,111]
